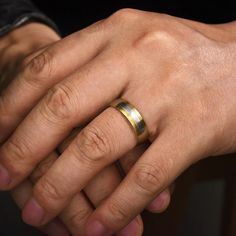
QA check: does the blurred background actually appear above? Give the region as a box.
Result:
[0,1,236,235]
[34,0,236,36]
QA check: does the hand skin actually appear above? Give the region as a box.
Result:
[12,133,149,236]
[0,23,59,91]
[0,22,70,236]
[0,8,236,236]
[0,21,172,236]
[13,128,172,236]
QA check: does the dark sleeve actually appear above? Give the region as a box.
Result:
[0,0,59,37]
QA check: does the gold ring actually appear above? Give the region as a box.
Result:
[110,98,149,143]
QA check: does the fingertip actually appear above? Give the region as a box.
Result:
[117,216,143,236]
[146,190,171,213]
[40,219,70,236]
[22,197,45,226]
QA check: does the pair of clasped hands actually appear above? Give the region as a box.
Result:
[1,9,236,236]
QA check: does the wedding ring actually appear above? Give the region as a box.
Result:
[110,98,149,143]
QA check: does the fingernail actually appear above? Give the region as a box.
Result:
[22,197,45,226]
[117,219,140,236]
[86,220,109,236]
[0,164,11,188]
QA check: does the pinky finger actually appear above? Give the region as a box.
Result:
[11,181,70,236]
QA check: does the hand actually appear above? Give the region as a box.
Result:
[0,22,60,140]
[12,129,173,236]
[1,9,236,235]
[0,20,172,236]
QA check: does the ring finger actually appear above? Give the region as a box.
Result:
[21,92,162,227]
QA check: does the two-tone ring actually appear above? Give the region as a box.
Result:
[110,98,149,143]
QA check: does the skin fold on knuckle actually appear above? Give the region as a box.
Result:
[39,84,75,124]
[34,176,66,211]
[30,154,56,184]
[1,137,33,181]
[133,163,168,196]
[66,208,90,231]
[26,50,54,80]
[73,126,112,165]
[106,199,129,227]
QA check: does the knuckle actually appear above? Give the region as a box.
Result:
[83,19,107,35]
[108,8,140,24]
[23,51,54,86]
[35,177,64,206]
[134,30,178,52]
[2,137,31,174]
[74,126,111,164]
[21,50,41,68]
[27,50,53,76]
[107,200,128,224]
[68,208,90,228]
[41,84,74,122]
[134,163,167,195]
[30,155,55,183]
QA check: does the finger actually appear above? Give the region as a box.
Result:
[0,49,128,190]
[0,44,50,93]
[59,192,94,236]
[0,23,59,88]
[85,128,199,235]
[57,128,82,154]
[30,144,143,235]
[56,181,142,236]
[29,151,97,236]
[60,131,144,235]
[21,106,137,226]
[120,142,173,213]
[11,181,70,236]
[0,20,108,143]
[119,142,150,173]
[57,128,125,205]
[30,152,58,184]
[145,188,171,213]
[85,166,144,236]
[31,129,166,234]
[30,128,82,185]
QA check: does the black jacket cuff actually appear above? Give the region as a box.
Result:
[0,0,59,37]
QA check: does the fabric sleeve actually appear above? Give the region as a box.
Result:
[0,0,59,37]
